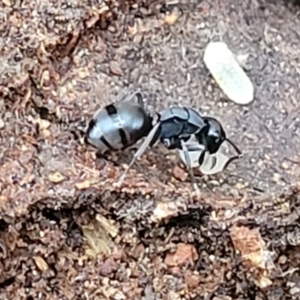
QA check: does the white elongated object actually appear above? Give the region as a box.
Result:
[203,41,254,105]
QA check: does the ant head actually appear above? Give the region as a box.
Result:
[201,116,242,156]
[202,117,226,154]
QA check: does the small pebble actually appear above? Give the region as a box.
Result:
[290,286,300,295]
[278,255,287,264]
[172,165,188,182]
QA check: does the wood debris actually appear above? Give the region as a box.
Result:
[230,225,276,288]
[165,243,199,267]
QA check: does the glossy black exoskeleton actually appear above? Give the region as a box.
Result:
[149,106,206,149]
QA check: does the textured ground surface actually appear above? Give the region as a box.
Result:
[1,0,300,299]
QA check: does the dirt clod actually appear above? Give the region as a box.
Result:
[99,257,118,277]
[172,165,188,182]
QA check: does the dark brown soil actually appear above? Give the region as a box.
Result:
[1,0,300,299]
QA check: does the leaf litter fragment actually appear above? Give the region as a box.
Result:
[204,41,254,105]
[33,256,49,271]
[150,201,181,223]
[48,172,65,183]
[164,7,180,26]
[82,215,119,258]
[165,243,199,267]
[95,214,118,238]
[0,119,5,129]
[230,225,276,288]
[184,271,201,288]
[102,281,126,300]
[99,257,118,277]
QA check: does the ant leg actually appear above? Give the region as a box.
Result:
[133,92,144,107]
[117,122,161,185]
[199,150,206,166]
[117,90,143,106]
[181,142,209,170]
[177,142,205,167]
[181,141,201,195]
[126,91,144,107]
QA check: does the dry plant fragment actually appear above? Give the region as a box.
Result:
[75,178,99,190]
[230,225,275,288]
[150,201,180,223]
[96,214,119,238]
[38,119,51,130]
[75,180,93,190]
[59,28,81,57]
[99,257,118,276]
[82,215,118,258]
[165,243,199,267]
[28,117,51,130]
[82,226,111,257]
[3,0,11,6]
[33,256,49,271]
[184,271,201,288]
[130,243,145,259]
[0,119,5,129]
[164,8,180,26]
[48,171,65,183]
[128,20,138,36]
[204,41,254,105]
[109,61,124,76]
[102,285,126,300]
[96,4,110,16]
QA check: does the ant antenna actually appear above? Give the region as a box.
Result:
[222,155,240,171]
[118,91,144,105]
[225,138,242,157]
[181,141,201,195]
